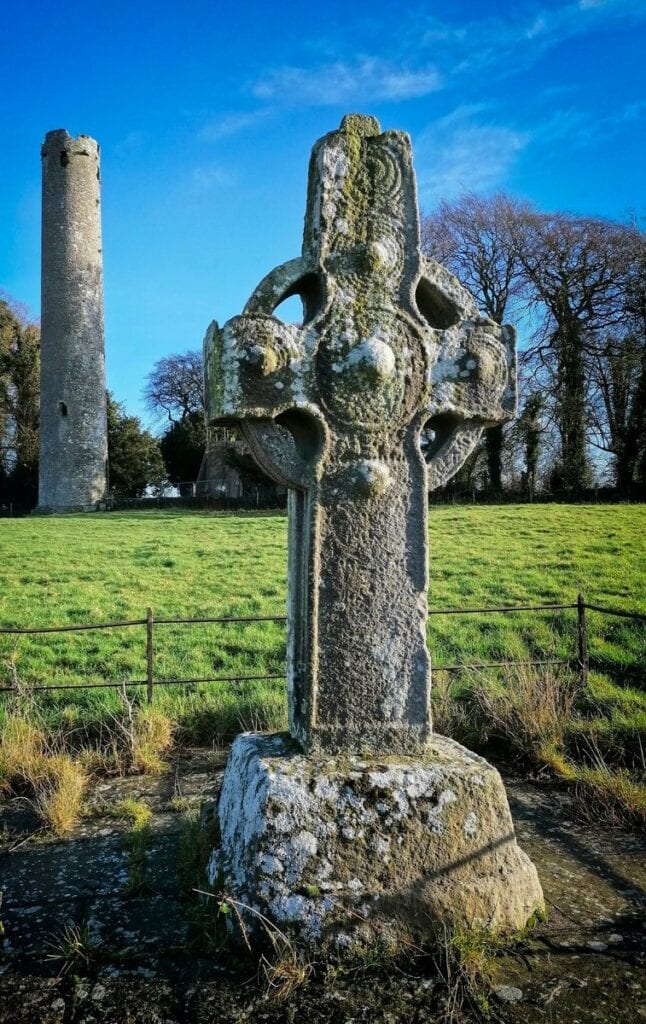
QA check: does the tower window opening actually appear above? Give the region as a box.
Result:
[58,401,68,417]
[59,151,69,167]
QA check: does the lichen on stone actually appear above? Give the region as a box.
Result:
[208,733,544,949]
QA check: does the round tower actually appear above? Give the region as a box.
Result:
[39,129,108,511]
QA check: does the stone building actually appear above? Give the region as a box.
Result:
[38,129,108,511]
[195,427,245,499]
[195,426,286,506]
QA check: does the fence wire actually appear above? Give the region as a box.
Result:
[0,596,642,697]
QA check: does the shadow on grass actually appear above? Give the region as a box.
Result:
[588,657,644,689]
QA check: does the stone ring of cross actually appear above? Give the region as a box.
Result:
[205,115,515,497]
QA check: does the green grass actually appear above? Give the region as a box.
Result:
[0,506,643,743]
[427,504,644,684]
[0,510,288,734]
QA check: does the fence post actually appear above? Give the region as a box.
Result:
[146,607,154,704]
[577,592,589,688]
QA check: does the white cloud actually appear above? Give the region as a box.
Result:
[525,15,548,39]
[251,57,442,106]
[532,108,598,146]
[414,108,529,205]
[184,161,234,194]
[420,0,646,80]
[622,100,646,122]
[198,109,271,142]
[240,2,642,116]
[533,101,645,147]
[416,94,642,209]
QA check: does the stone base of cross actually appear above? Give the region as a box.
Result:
[207,733,543,947]
[202,115,543,947]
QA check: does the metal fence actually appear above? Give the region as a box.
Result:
[0,595,643,698]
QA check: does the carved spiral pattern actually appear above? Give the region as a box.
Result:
[367,141,406,291]
[451,326,510,419]
[370,140,403,202]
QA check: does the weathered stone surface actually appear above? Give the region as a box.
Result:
[202,114,539,942]
[207,733,544,945]
[204,114,515,755]
[39,129,108,512]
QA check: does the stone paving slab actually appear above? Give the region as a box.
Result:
[1,834,129,904]
[508,781,646,932]
[1,899,85,959]
[84,895,190,953]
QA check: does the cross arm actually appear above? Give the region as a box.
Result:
[203,314,310,424]
[418,258,517,490]
[203,309,325,490]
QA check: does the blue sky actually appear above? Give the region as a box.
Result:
[1,0,644,424]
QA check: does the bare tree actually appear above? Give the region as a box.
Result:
[588,331,646,491]
[585,228,643,481]
[0,296,40,503]
[514,392,545,500]
[422,193,532,493]
[0,299,14,469]
[422,193,530,323]
[514,212,637,493]
[143,350,204,425]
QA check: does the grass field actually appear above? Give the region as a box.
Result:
[0,505,644,748]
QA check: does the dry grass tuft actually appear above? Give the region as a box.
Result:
[35,754,88,836]
[108,691,174,774]
[0,711,87,835]
[0,714,48,788]
[430,672,471,741]
[542,737,646,829]
[130,706,174,773]
[468,666,646,830]
[576,764,646,829]
[468,663,577,760]
[0,692,174,838]
[260,945,313,1001]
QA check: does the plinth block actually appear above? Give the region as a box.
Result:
[207,733,544,947]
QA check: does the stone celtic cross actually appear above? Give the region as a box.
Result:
[204,115,515,755]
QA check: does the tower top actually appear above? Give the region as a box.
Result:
[41,130,99,159]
